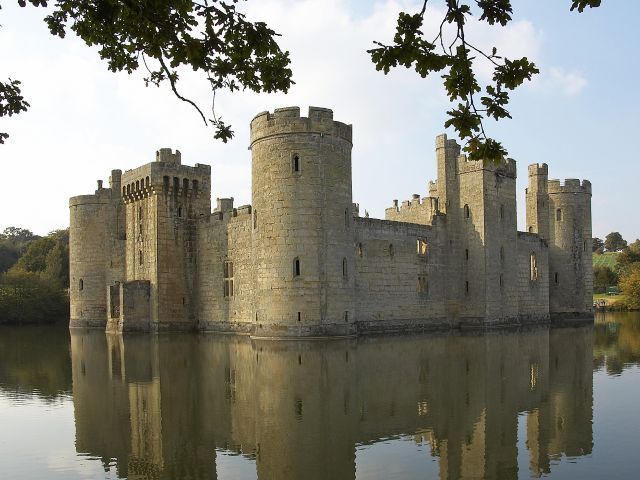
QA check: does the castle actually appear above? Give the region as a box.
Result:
[69,106,593,336]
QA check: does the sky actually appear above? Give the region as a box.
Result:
[1,0,638,241]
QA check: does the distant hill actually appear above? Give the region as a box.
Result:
[593,252,619,270]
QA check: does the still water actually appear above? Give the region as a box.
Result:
[1,313,639,480]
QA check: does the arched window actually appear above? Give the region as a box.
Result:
[292,153,300,173]
[464,204,470,219]
[122,186,126,196]
[530,253,538,281]
[178,206,182,218]
[126,184,130,195]
[145,176,150,188]
[293,257,301,277]
[342,258,348,280]
[79,279,84,291]
[556,208,562,221]
[389,244,394,258]
[357,243,363,257]
[192,179,199,194]
[135,180,140,191]
[528,226,533,233]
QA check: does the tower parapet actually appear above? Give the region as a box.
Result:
[547,179,592,195]
[250,106,352,146]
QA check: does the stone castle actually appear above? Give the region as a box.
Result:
[69,106,593,336]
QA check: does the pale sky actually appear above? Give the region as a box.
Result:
[1,0,638,241]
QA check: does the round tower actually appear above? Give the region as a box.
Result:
[69,191,112,328]
[546,179,592,317]
[250,106,354,336]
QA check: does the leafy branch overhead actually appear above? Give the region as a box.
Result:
[369,0,601,163]
[0,79,30,144]
[2,0,294,143]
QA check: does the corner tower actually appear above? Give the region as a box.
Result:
[250,107,354,336]
[546,179,593,318]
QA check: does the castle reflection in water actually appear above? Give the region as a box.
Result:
[70,327,593,480]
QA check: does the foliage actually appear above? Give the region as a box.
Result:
[0,78,30,144]
[369,0,600,163]
[592,237,604,253]
[10,228,69,287]
[605,231,627,252]
[593,265,617,294]
[617,239,640,270]
[0,226,39,272]
[2,0,293,143]
[0,270,69,324]
[619,263,640,310]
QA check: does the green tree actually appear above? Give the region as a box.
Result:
[1,0,293,143]
[10,229,69,287]
[0,270,69,324]
[605,232,627,252]
[370,0,601,162]
[593,237,604,253]
[619,263,640,310]
[593,265,617,294]
[617,239,640,272]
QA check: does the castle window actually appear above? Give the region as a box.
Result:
[417,238,428,256]
[173,177,179,191]
[293,257,301,277]
[292,153,300,173]
[464,204,470,219]
[224,261,234,297]
[139,250,143,265]
[183,178,189,194]
[122,186,126,196]
[342,258,348,280]
[528,226,533,233]
[417,276,428,294]
[500,204,505,220]
[500,246,504,262]
[178,206,182,218]
[253,209,258,230]
[554,272,559,285]
[297,311,301,322]
[556,208,562,221]
[126,184,130,195]
[163,176,169,191]
[357,243,363,257]
[465,281,469,295]
[135,180,140,191]
[500,273,504,289]
[389,244,394,258]
[345,208,349,228]
[145,176,150,188]
[193,180,199,195]
[79,279,83,291]
[530,253,538,281]
[344,311,349,322]
[138,206,143,220]
[465,248,469,261]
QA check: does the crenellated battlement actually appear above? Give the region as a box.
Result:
[156,148,181,164]
[457,153,517,178]
[250,106,352,146]
[528,163,548,176]
[547,179,592,195]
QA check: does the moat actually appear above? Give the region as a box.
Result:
[1,313,639,479]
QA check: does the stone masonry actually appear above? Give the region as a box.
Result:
[69,106,593,336]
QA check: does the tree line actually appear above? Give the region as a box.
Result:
[0,227,69,324]
[593,232,640,309]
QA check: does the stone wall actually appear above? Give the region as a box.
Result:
[516,232,550,321]
[353,217,448,332]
